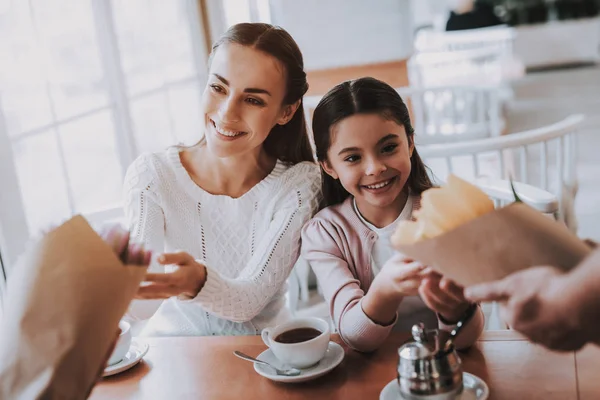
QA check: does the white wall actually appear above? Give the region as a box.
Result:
[269,0,415,70]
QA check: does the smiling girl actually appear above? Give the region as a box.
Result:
[301,77,484,352]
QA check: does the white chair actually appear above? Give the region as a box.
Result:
[414,25,517,55]
[287,256,311,314]
[303,84,506,145]
[302,93,319,150]
[411,25,524,88]
[288,177,560,330]
[408,47,523,90]
[419,114,583,232]
[397,85,505,144]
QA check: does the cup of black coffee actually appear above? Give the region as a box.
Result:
[261,317,330,369]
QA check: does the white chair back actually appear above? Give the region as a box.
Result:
[419,115,583,231]
[397,85,504,144]
[408,46,522,89]
[303,84,505,145]
[411,25,524,88]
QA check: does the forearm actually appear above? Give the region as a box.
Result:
[189,263,285,322]
[562,249,600,340]
[362,286,402,326]
[318,275,398,352]
[337,297,396,352]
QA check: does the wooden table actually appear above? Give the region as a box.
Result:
[92,331,599,400]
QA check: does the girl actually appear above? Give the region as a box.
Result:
[124,23,321,336]
[301,77,484,352]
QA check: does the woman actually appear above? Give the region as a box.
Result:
[124,23,321,336]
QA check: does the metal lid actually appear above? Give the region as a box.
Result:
[398,341,434,361]
[398,323,445,360]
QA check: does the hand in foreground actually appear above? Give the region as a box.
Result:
[465,266,587,351]
[99,224,152,266]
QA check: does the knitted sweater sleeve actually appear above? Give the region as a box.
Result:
[123,154,166,260]
[122,154,166,320]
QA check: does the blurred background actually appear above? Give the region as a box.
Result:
[1,0,599,310]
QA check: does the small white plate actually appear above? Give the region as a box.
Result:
[380,372,489,400]
[253,341,344,383]
[103,340,149,377]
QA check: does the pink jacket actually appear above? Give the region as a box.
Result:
[301,196,485,352]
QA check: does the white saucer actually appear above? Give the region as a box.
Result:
[253,341,344,383]
[103,340,149,377]
[380,372,489,400]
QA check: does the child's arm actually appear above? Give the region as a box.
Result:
[362,254,425,326]
[301,219,396,352]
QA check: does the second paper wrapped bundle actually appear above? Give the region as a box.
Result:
[391,175,591,287]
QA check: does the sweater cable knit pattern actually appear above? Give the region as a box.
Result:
[123,147,321,336]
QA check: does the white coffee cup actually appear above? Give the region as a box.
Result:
[108,320,132,366]
[261,317,330,369]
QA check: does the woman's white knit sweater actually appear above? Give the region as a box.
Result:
[123,147,321,336]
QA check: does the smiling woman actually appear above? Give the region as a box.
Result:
[198,23,314,165]
[200,42,298,165]
[123,23,321,337]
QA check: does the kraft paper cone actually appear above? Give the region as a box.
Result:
[0,215,147,399]
[395,203,591,287]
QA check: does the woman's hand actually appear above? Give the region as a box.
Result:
[136,251,207,299]
[419,272,470,324]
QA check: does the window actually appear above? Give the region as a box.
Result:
[0,0,208,272]
[205,0,271,42]
[222,0,271,26]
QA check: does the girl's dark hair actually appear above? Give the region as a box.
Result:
[312,77,433,207]
[207,23,314,164]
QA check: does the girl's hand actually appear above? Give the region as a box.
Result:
[136,251,207,299]
[374,254,428,299]
[419,272,470,324]
[362,254,427,325]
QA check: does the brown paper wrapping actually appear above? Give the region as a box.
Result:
[0,216,147,399]
[395,203,592,287]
